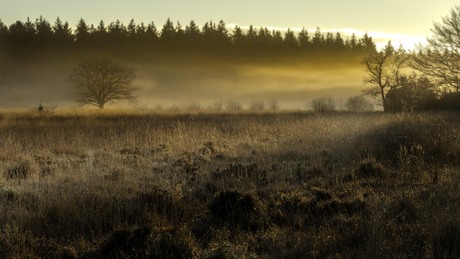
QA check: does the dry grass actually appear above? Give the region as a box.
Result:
[0,109,459,258]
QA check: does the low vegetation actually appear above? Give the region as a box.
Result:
[0,110,459,258]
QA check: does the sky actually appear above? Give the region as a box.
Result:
[1,0,459,50]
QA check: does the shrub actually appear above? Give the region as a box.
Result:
[355,158,387,179]
[208,191,260,231]
[6,160,31,180]
[310,96,335,112]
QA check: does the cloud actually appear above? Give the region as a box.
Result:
[226,24,427,50]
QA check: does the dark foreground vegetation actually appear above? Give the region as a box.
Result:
[0,110,459,258]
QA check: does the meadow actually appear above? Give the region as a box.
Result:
[0,110,459,258]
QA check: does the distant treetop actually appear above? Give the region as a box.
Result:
[0,16,377,56]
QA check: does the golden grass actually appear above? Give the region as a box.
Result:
[0,110,459,257]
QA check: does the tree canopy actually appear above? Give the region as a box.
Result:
[0,16,377,58]
[412,5,460,93]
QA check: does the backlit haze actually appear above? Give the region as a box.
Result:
[1,1,459,109]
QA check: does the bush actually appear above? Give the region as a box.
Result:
[6,160,31,180]
[310,96,335,112]
[355,158,387,179]
[208,191,260,231]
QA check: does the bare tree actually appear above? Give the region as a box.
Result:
[411,6,460,93]
[362,42,408,111]
[310,96,335,112]
[69,56,138,109]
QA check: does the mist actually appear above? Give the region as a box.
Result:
[0,52,367,110]
[0,17,374,110]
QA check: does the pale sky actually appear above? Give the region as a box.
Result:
[1,0,459,49]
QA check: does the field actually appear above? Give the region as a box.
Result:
[0,110,459,258]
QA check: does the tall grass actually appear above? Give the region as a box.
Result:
[0,110,459,257]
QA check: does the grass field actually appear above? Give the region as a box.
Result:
[0,110,459,258]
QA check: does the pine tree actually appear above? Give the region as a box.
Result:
[298,28,310,49]
[127,19,137,38]
[348,33,357,50]
[246,25,257,42]
[359,33,376,53]
[75,18,91,43]
[272,30,283,47]
[175,21,185,42]
[35,16,53,43]
[257,27,272,48]
[8,18,36,48]
[232,25,245,46]
[334,32,345,50]
[312,27,324,49]
[53,17,73,45]
[160,18,176,42]
[284,29,298,48]
[216,20,229,43]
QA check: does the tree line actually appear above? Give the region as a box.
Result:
[0,16,376,57]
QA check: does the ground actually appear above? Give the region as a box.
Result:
[0,110,459,258]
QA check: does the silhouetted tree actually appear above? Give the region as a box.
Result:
[257,27,270,42]
[359,33,376,53]
[334,32,345,50]
[75,18,91,43]
[8,18,36,48]
[0,20,8,47]
[246,25,257,43]
[52,17,73,45]
[232,25,245,46]
[175,21,185,42]
[127,19,136,37]
[325,32,335,48]
[272,30,284,47]
[312,27,324,49]
[298,28,310,48]
[216,20,230,46]
[35,16,53,45]
[107,20,127,45]
[69,56,138,109]
[185,20,201,44]
[91,20,108,46]
[161,18,176,43]
[284,29,298,48]
[385,75,437,112]
[412,5,460,93]
[0,20,7,34]
[362,42,409,111]
[347,33,358,50]
[141,22,159,44]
